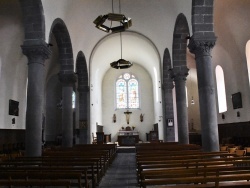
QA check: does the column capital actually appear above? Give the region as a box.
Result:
[169,66,189,82]
[58,72,77,86]
[21,40,51,65]
[188,36,216,57]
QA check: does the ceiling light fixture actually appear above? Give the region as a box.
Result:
[110,30,133,69]
[109,0,132,69]
[93,0,132,33]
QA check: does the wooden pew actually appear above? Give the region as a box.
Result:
[136,152,240,183]
[135,143,201,152]
[0,179,71,187]
[41,152,107,184]
[141,173,250,188]
[0,159,95,187]
[0,171,86,188]
[73,143,117,163]
[141,165,250,179]
[1,144,117,187]
[43,149,110,172]
[138,158,250,186]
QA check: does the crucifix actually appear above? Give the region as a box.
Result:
[124,110,132,124]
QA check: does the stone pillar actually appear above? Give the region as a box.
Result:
[58,73,77,147]
[170,67,189,144]
[78,86,89,144]
[188,36,219,152]
[21,40,51,156]
[163,82,175,142]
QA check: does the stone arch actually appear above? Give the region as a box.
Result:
[172,13,190,67]
[76,51,88,90]
[19,0,45,40]
[50,18,74,74]
[162,48,175,142]
[171,13,190,144]
[48,18,76,147]
[76,51,90,144]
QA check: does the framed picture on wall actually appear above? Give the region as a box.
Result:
[9,99,19,116]
[232,92,242,109]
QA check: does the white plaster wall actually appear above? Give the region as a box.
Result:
[90,32,163,141]
[41,0,192,66]
[187,52,200,132]
[0,1,27,129]
[102,63,154,142]
[214,0,250,124]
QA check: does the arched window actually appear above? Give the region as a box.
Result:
[72,91,75,109]
[215,65,227,113]
[116,73,139,109]
[246,40,250,86]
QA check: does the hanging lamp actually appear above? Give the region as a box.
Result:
[93,0,132,33]
[110,32,133,69]
[109,0,132,69]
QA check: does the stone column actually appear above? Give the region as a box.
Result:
[188,36,219,152]
[163,82,175,141]
[78,86,89,144]
[21,40,51,156]
[58,73,77,147]
[170,67,189,144]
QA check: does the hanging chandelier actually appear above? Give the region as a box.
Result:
[93,0,132,33]
[93,0,132,69]
[110,31,133,69]
[110,58,133,69]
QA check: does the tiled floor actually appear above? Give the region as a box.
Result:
[98,153,138,188]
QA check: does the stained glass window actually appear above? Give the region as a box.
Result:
[116,73,139,109]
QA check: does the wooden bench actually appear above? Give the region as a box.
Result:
[138,159,250,186]
[135,143,201,152]
[16,155,104,179]
[137,153,241,183]
[141,173,250,188]
[40,152,108,183]
[0,179,71,187]
[1,144,117,187]
[0,159,96,187]
[0,171,86,188]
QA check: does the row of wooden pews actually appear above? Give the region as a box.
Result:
[0,143,117,188]
[135,142,250,188]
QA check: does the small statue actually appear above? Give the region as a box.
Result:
[113,114,116,123]
[140,114,144,122]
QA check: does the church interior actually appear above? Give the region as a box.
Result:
[1,0,250,187]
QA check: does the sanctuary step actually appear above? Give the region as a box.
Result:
[117,146,136,153]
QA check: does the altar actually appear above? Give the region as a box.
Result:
[118,130,139,146]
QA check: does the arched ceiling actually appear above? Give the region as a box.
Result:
[90,31,161,83]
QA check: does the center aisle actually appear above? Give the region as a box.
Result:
[98,153,138,188]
